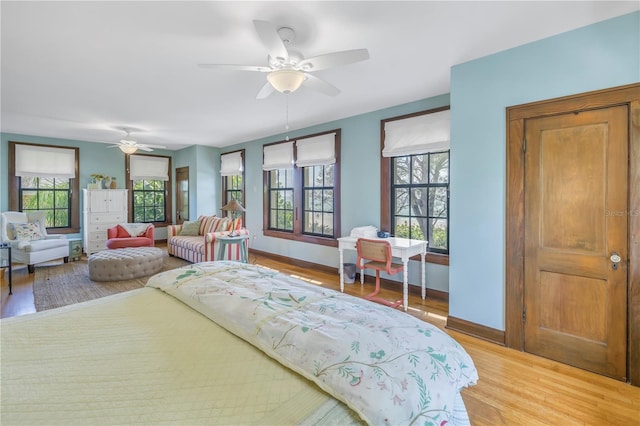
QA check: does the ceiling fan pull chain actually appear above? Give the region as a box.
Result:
[285,94,290,141]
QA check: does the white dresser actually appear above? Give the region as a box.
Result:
[82,189,128,255]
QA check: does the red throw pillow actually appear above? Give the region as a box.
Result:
[116,224,131,238]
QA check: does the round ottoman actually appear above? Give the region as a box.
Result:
[89,247,164,282]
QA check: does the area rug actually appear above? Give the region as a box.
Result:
[33,253,190,311]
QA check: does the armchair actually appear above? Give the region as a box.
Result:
[0,211,69,273]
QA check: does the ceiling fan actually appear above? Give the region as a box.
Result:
[198,20,370,99]
[107,129,166,154]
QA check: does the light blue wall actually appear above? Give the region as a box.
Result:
[223,94,451,292]
[449,12,640,330]
[172,144,221,220]
[194,145,221,218]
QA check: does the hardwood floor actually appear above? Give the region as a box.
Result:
[1,251,639,425]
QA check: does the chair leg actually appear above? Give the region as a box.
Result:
[28,264,35,274]
[364,272,382,300]
[64,256,69,263]
[365,271,403,309]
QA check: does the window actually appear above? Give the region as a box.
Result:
[303,165,335,237]
[221,150,245,221]
[20,177,71,227]
[381,107,450,263]
[391,151,449,253]
[8,142,80,233]
[132,179,166,222]
[263,130,340,246]
[268,168,294,231]
[126,154,172,225]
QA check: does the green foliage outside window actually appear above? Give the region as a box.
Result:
[268,169,294,232]
[132,179,166,222]
[224,175,244,207]
[302,164,334,237]
[394,222,448,250]
[20,177,70,228]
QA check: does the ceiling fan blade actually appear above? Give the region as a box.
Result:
[137,146,154,152]
[253,20,289,61]
[298,49,369,71]
[303,73,340,97]
[106,144,120,149]
[139,143,166,149]
[197,63,271,72]
[256,81,275,99]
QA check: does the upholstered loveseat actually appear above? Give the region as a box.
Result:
[167,215,247,263]
[106,223,155,249]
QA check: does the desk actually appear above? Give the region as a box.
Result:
[0,244,12,295]
[217,234,249,263]
[337,236,426,311]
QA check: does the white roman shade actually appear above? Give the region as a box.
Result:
[220,151,243,176]
[262,142,294,170]
[15,144,76,179]
[130,155,169,181]
[295,133,336,167]
[382,109,450,157]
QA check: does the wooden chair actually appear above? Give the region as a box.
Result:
[356,238,404,308]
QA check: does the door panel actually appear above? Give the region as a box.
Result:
[524,106,628,380]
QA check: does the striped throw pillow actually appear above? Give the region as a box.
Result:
[198,215,217,235]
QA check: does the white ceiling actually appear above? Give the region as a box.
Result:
[2,1,638,150]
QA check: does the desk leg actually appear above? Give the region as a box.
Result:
[339,248,345,292]
[421,251,426,300]
[402,258,409,312]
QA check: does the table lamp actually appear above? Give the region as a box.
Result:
[221,199,245,236]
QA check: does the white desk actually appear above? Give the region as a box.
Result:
[337,236,427,311]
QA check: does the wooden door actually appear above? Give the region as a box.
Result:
[175,167,189,225]
[523,106,628,380]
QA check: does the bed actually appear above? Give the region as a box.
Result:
[1,261,478,425]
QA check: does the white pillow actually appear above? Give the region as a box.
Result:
[120,223,150,237]
[8,222,43,241]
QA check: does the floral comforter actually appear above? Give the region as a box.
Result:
[146,261,478,426]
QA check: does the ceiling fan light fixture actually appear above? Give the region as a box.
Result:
[267,69,306,94]
[119,145,138,154]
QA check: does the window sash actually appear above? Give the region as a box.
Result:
[132,180,166,223]
[391,152,449,254]
[268,169,294,232]
[20,178,72,228]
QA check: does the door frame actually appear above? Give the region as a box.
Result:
[505,83,640,385]
[175,166,189,225]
